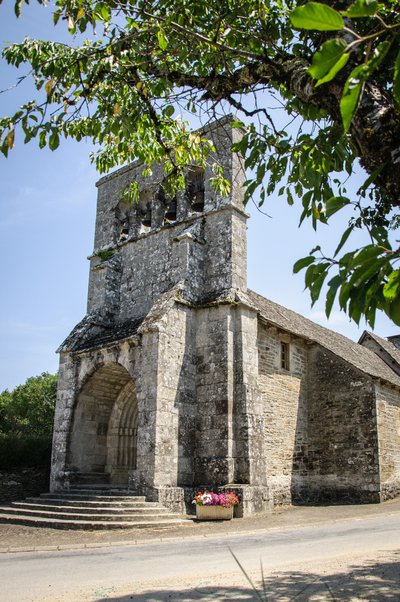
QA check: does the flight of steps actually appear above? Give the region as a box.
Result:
[0,485,188,530]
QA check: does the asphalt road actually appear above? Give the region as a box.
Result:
[2,512,400,601]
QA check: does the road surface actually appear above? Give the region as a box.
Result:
[2,512,400,600]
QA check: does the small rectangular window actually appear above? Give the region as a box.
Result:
[280,342,290,371]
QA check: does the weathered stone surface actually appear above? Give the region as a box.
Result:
[375,382,400,500]
[51,116,400,516]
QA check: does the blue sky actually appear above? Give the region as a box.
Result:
[0,2,398,391]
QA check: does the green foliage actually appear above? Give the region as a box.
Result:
[0,373,56,468]
[1,0,400,327]
[96,248,114,262]
[0,372,57,438]
[294,233,400,328]
[0,434,52,469]
[291,2,344,31]
[291,1,400,130]
[309,39,350,86]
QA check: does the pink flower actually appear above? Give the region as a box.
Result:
[193,490,239,507]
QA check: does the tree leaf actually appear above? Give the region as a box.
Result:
[293,255,315,273]
[309,38,347,80]
[39,130,46,149]
[6,128,15,149]
[343,0,378,17]
[394,49,400,106]
[387,299,400,325]
[340,65,368,132]
[348,245,381,269]
[49,130,60,151]
[324,195,351,218]
[67,15,76,34]
[315,52,350,87]
[100,5,110,21]
[357,164,384,193]
[45,79,55,96]
[14,0,22,18]
[369,40,392,71]
[157,28,169,51]
[164,105,175,118]
[338,281,352,309]
[291,2,344,31]
[383,270,400,301]
[325,274,342,317]
[334,226,353,256]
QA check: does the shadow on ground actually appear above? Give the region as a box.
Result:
[95,551,400,601]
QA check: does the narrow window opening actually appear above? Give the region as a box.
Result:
[186,167,205,212]
[115,199,131,242]
[164,197,177,222]
[280,342,290,371]
[140,205,152,228]
[139,188,152,230]
[158,185,177,223]
[118,217,129,242]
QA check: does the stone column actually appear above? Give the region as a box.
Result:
[50,353,79,491]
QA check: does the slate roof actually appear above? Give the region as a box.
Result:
[359,331,400,374]
[58,315,143,353]
[246,289,400,388]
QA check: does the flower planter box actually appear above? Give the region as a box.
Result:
[196,505,234,521]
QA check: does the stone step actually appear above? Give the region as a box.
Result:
[0,483,187,529]
[0,506,182,522]
[68,486,134,494]
[0,513,188,530]
[2,486,185,530]
[24,497,158,508]
[39,493,147,502]
[11,502,171,515]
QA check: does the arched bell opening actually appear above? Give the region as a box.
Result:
[68,363,137,485]
[186,167,205,212]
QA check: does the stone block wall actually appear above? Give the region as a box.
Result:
[257,323,308,505]
[306,346,380,503]
[194,304,235,485]
[150,303,196,489]
[88,205,247,324]
[202,208,247,297]
[375,382,400,499]
[0,468,50,504]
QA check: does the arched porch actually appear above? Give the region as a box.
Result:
[68,363,138,485]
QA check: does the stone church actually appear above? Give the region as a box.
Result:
[51,117,400,516]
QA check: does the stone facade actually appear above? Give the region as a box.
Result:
[51,117,400,515]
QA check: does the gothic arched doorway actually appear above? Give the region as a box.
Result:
[68,363,138,485]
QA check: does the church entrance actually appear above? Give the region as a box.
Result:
[68,363,138,485]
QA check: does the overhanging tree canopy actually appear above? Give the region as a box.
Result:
[1,0,400,326]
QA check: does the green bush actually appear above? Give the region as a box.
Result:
[0,433,52,469]
[0,372,57,438]
[0,373,56,469]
